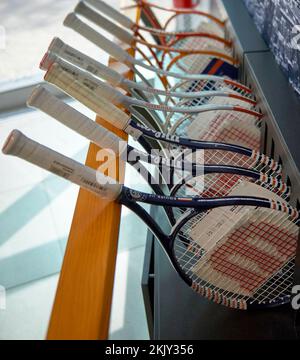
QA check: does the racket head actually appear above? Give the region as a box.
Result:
[165,31,233,53]
[169,167,289,220]
[167,105,262,151]
[165,52,239,80]
[163,78,255,108]
[154,7,226,38]
[169,198,299,309]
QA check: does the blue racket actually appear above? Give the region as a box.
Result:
[3,129,299,310]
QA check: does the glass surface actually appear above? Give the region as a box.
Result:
[0,0,101,92]
[0,100,91,339]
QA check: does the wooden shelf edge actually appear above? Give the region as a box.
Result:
[47,3,140,341]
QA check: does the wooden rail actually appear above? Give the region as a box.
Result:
[47,4,139,340]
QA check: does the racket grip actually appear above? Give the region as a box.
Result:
[47,38,124,87]
[44,63,130,130]
[75,2,133,46]
[27,86,124,154]
[64,13,131,64]
[40,51,61,71]
[42,57,126,108]
[2,130,122,200]
[85,0,134,29]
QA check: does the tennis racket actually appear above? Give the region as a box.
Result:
[161,76,254,110]
[42,63,279,175]
[165,95,261,152]
[42,38,252,125]
[40,49,256,135]
[73,3,238,80]
[40,57,259,135]
[3,129,299,310]
[43,62,262,160]
[63,13,239,86]
[123,0,236,77]
[74,1,234,67]
[43,39,254,105]
[27,86,289,223]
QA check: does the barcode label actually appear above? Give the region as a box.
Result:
[80,177,105,193]
[86,65,98,75]
[50,161,74,179]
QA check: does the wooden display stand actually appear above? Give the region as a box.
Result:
[47,4,139,341]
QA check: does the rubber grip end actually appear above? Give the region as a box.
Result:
[2,130,25,156]
[64,12,78,28]
[27,85,48,108]
[40,52,57,71]
[48,37,65,53]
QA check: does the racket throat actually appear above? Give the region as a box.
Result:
[120,188,171,250]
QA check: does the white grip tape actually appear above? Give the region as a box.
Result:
[27,86,122,154]
[51,60,126,107]
[64,13,131,64]
[2,130,122,200]
[47,37,65,54]
[125,124,143,139]
[48,39,123,86]
[44,64,130,130]
[85,0,134,29]
[40,52,57,70]
[75,2,133,45]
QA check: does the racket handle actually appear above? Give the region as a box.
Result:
[47,38,124,87]
[39,51,63,71]
[41,55,126,108]
[2,130,122,200]
[75,2,133,46]
[64,13,131,65]
[27,86,124,154]
[85,0,134,29]
[44,63,130,130]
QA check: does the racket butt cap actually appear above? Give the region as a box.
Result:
[63,12,78,28]
[2,129,25,156]
[48,37,65,53]
[40,52,57,71]
[43,62,58,81]
[27,85,47,109]
[74,1,86,14]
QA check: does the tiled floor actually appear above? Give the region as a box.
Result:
[109,246,149,340]
[0,274,59,340]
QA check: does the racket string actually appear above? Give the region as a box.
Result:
[166,109,261,151]
[170,78,253,99]
[165,89,255,113]
[173,206,298,308]
[180,207,295,271]
[131,11,237,86]
[172,170,288,220]
[161,13,226,40]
